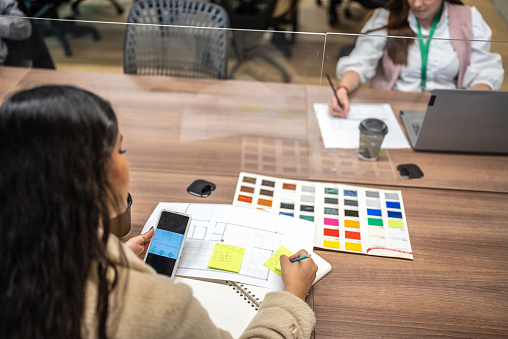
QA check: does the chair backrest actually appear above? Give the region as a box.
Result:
[124,0,229,79]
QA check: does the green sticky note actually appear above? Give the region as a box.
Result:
[208,243,246,273]
[264,245,294,276]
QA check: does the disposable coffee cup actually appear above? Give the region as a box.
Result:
[110,192,132,238]
[358,119,388,161]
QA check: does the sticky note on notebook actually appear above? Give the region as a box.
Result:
[264,245,294,276]
[208,243,246,273]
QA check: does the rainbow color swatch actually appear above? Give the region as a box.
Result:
[233,172,413,260]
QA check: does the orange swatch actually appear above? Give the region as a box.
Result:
[237,195,253,203]
[282,183,297,190]
[258,198,273,207]
[344,220,360,229]
[345,231,361,240]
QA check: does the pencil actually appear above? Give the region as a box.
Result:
[326,73,344,110]
[290,253,312,263]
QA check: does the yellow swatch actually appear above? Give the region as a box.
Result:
[345,242,362,252]
[264,245,294,276]
[324,239,340,249]
[208,243,246,273]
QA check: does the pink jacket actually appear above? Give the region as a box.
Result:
[370,3,472,90]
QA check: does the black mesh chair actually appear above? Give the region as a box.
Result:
[124,0,229,79]
[219,0,292,82]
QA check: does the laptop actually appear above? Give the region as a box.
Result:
[400,89,508,154]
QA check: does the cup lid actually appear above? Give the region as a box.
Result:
[359,118,388,136]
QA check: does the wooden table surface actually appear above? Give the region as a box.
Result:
[1,67,507,337]
[307,86,508,193]
[128,171,508,338]
[2,67,507,193]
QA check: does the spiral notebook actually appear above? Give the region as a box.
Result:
[176,252,330,339]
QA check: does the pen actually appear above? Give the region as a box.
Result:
[290,253,312,263]
[326,73,344,110]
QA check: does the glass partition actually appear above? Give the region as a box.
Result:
[0,16,325,85]
[0,16,325,181]
[2,13,508,190]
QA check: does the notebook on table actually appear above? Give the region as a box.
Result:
[176,253,331,339]
[400,89,508,154]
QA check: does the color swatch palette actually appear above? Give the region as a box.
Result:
[233,172,413,260]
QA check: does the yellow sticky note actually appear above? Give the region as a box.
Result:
[264,245,294,276]
[208,243,246,273]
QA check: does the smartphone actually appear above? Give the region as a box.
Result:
[143,210,191,278]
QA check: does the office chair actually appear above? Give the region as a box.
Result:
[124,0,229,79]
[21,0,100,56]
[317,0,387,26]
[219,0,292,82]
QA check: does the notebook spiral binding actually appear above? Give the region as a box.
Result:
[226,281,262,310]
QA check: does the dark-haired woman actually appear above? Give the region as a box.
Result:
[0,85,317,338]
[329,0,504,117]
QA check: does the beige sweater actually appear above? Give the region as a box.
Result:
[82,235,316,338]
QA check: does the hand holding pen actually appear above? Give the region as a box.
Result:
[280,249,318,300]
[326,73,350,118]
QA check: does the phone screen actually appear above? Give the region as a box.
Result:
[144,211,190,277]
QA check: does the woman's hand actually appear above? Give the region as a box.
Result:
[124,227,155,260]
[280,249,318,300]
[328,86,350,117]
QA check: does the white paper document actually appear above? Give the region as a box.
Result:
[314,103,410,149]
[142,203,315,290]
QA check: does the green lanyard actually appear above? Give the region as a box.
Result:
[416,8,443,90]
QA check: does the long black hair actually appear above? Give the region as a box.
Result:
[0,85,120,338]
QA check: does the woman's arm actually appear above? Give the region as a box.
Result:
[330,8,389,117]
[462,6,504,90]
[329,70,361,117]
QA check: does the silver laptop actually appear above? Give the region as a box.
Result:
[400,89,508,154]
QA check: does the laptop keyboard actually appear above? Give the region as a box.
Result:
[412,123,421,137]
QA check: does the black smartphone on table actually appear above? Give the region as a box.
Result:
[143,210,191,278]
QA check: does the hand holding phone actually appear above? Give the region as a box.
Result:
[143,210,191,278]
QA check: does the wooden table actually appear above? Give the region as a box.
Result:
[1,67,507,337]
[2,67,507,193]
[307,86,508,193]
[128,171,508,338]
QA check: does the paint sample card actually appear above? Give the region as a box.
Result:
[233,172,413,260]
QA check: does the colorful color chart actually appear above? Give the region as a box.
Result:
[233,172,413,260]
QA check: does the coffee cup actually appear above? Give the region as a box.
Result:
[358,118,388,161]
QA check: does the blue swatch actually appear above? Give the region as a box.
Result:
[279,211,294,217]
[367,209,382,217]
[344,190,357,197]
[386,201,401,209]
[388,211,403,219]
